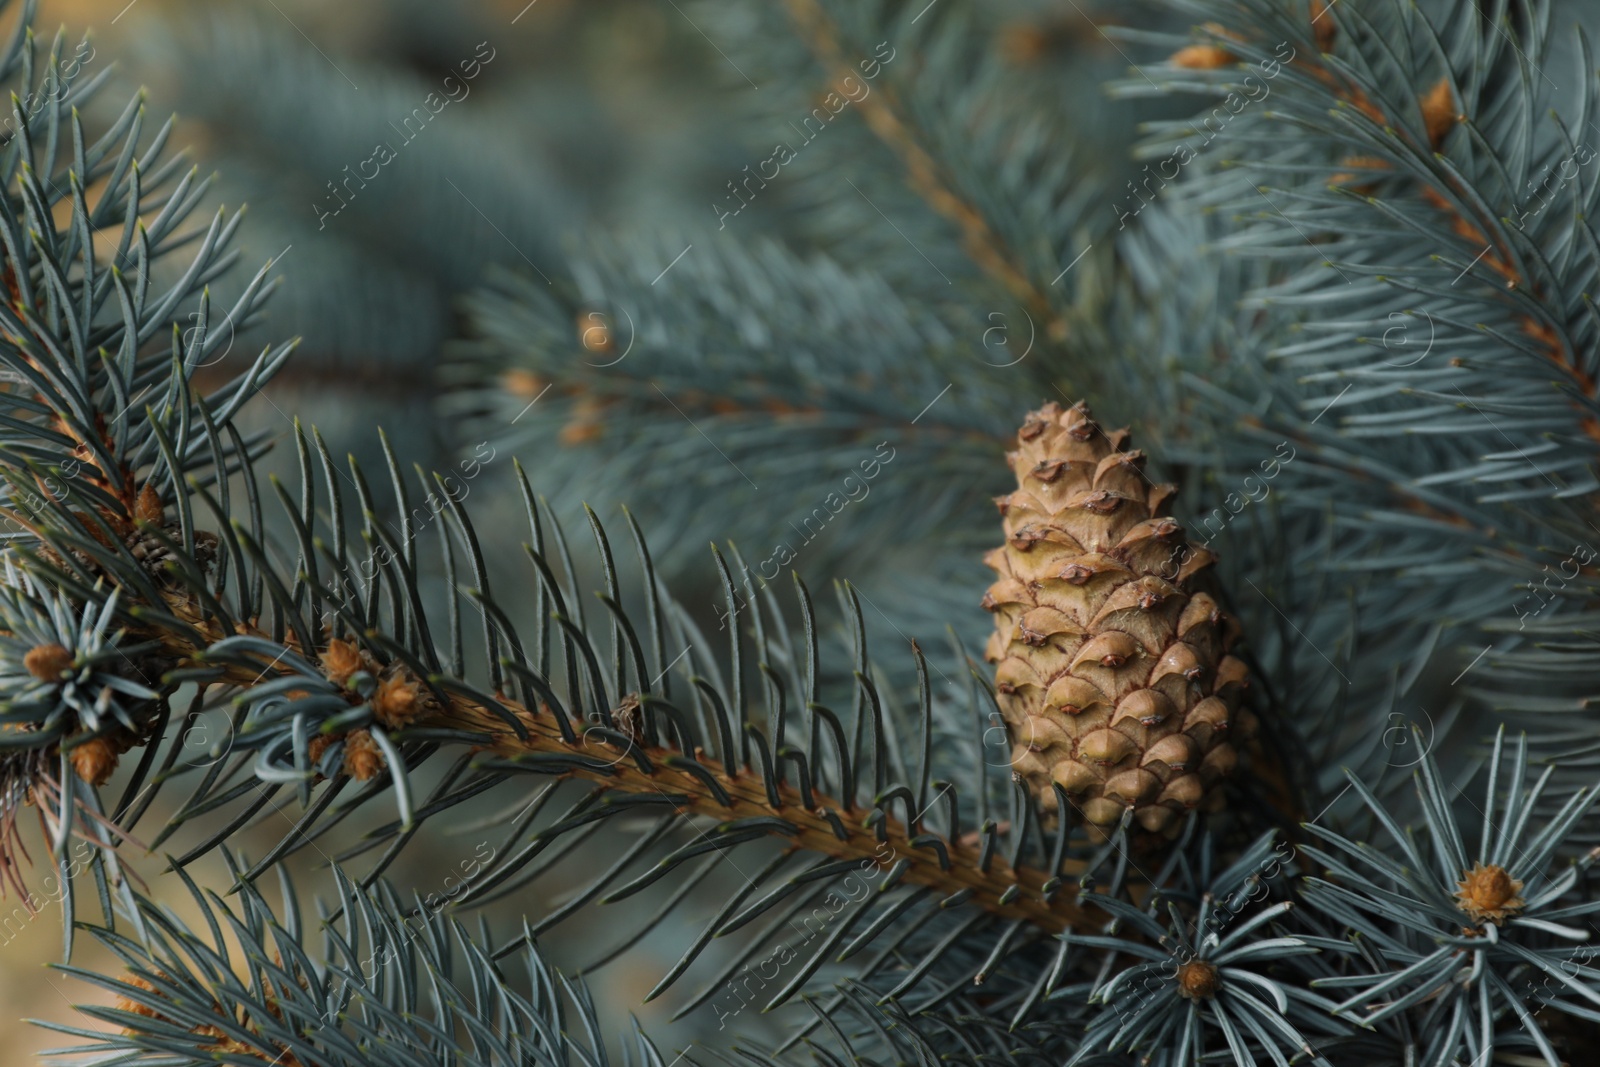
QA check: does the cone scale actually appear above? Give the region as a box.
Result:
[983,401,1252,835]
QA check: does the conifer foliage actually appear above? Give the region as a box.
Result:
[0,0,1594,1064]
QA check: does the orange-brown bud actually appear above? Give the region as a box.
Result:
[342,729,385,781]
[134,483,165,526]
[1455,863,1524,925]
[71,736,118,785]
[373,674,420,729]
[1420,77,1458,150]
[321,639,364,686]
[1177,959,1220,1000]
[1169,43,1235,69]
[23,642,73,680]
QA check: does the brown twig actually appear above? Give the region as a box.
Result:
[160,592,1100,935]
[494,368,1013,448]
[781,0,1064,334]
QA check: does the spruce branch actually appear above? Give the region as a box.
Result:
[83,385,1306,1034]
[450,236,1032,627]
[776,0,1109,348]
[41,858,665,1067]
[1067,832,1346,1067]
[1102,0,1600,819]
[156,562,1103,930]
[1196,1,1585,415]
[394,674,1099,935]
[1123,0,1600,502]
[0,0,290,961]
[0,396,1130,1024]
[1299,729,1600,1063]
[779,0,1052,326]
[141,586,1099,936]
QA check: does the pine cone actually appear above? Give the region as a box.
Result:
[128,485,219,582]
[126,525,218,580]
[982,401,1251,835]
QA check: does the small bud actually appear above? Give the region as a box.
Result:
[1169,44,1235,70]
[307,732,338,767]
[135,483,165,526]
[23,642,72,680]
[502,368,548,398]
[71,736,118,785]
[997,23,1051,66]
[1176,958,1220,1000]
[373,674,420,728]
[1419,77,1459,150]
[115,975,171,1030]
[343,729,386,781]
[1455,862,1524,925]
[321,639,364,686]
[559,398,608,445]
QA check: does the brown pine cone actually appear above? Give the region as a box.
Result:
[982,401,1253,836]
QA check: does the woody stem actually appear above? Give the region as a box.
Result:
[160,593,1098,935]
